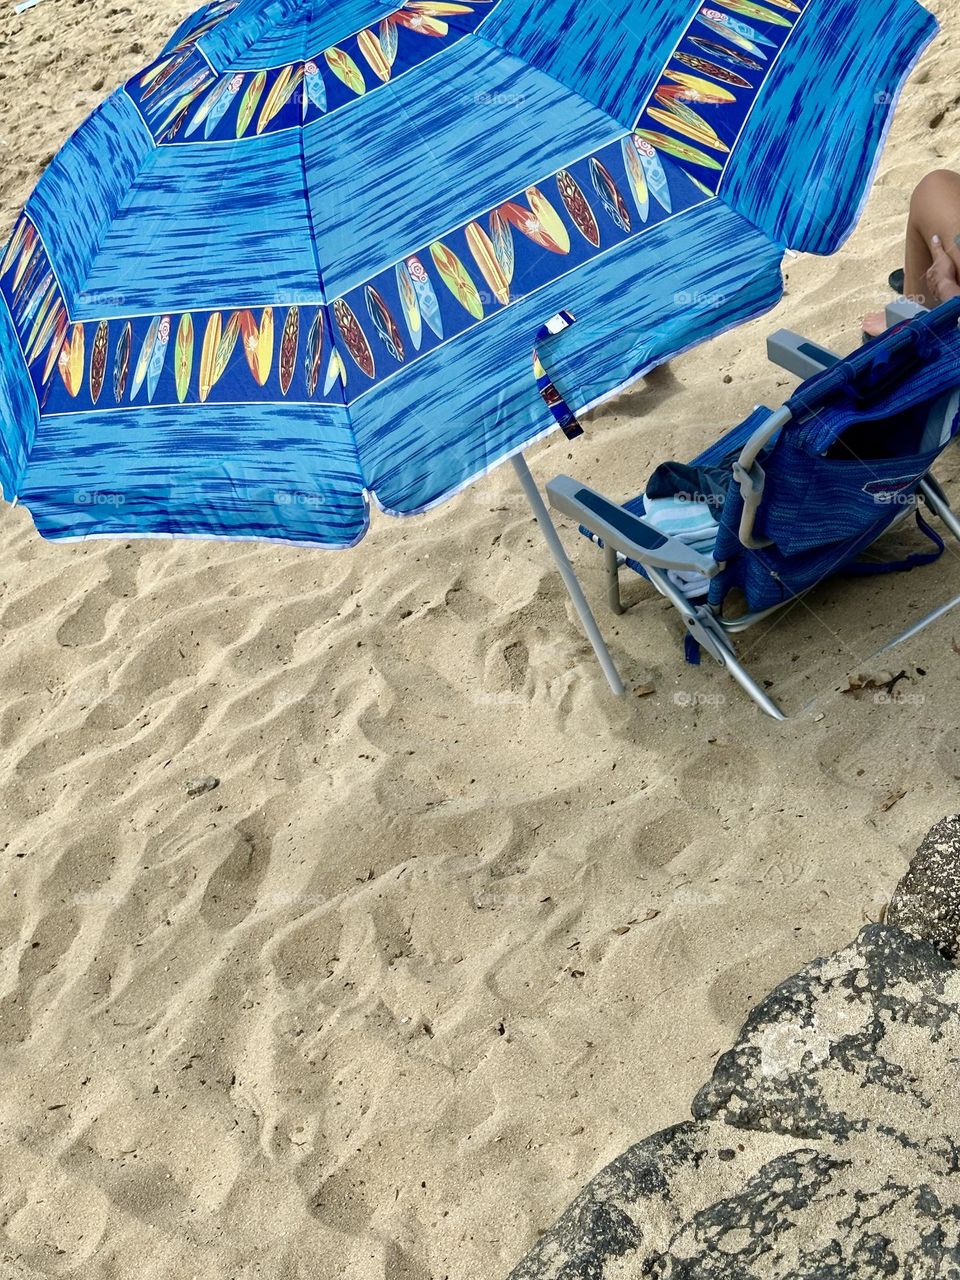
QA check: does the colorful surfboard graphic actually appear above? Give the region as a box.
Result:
[633,137,673,213]
[236,71,267,137]
[113,322,132,402]
[649,95,730,152]
[635,129,725,170]
[364,286,405,360]
[488,209,515,282]
[357,29,391,82]
[212,311,241,384]
[333,299,374,377]
[146,314,171,402]
[130,315,159,401]
[323,348,346,396]
[660,70,736,105]
[205,73,244,137]
[175,312,194,403]
[405,255,443,339]
[304,309,324,394]
[325,47,365,95]
[621,138,650,223]
[303,61,327,111]
[589,158,631,232]
[89,320,109,405]
[279,305,301,393]
[198,312,222,402]
[395,261,423,351]
[465,222,510,306]
[57,323,84,398]
[556,170,600,247]
[430,242,483,320]
[379,19,399,67]
[696,7,774,56]
[240,308,274,386]
[717,0,792,27]
[673,53,752,88]
[690,35,763,69]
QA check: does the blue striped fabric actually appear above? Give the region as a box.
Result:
[0,0,937,545]
[708,299,960,611]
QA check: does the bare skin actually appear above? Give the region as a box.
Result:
[863,169,960,337]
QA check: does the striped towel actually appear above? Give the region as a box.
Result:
[641,494,719,598]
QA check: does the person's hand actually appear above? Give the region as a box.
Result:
[925,235,960,303]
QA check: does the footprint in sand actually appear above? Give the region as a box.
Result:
[55,550,137,648]
[200,814,272,931]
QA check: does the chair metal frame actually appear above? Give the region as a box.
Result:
[546,322,960,720]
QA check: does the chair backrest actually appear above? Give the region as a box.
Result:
[710,298,960,612]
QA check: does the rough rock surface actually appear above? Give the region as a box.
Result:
[887,813,960,961]
[508,923,960,1279]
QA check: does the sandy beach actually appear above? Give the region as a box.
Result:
[2,1,960,1276]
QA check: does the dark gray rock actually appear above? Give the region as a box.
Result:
[887,813,960,961]
[693,924,954,1140]
[508,925,960,1280]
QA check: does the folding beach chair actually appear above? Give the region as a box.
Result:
[546,297,960,720]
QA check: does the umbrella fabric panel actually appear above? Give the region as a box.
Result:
[16,402,367,543]
[0,0,938,549]
[198,0,397,70]
[304,40,623,300]
[74,131,325,316]
[721,0,937,255]
[544,197,786,413]
[224,0,478,71]
[324,135,705,435]
[0,298,39,500]
[25,93,151,311]
[481,0,693,125]
[353,200,784,517]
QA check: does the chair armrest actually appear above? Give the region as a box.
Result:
[767,329,842,380]
[546,475,720,577]
[885,298,928,327]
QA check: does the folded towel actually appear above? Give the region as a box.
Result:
[641,495,718,599]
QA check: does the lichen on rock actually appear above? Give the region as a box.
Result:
[509,820,960,1280]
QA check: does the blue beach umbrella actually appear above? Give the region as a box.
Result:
[0,0,937,692]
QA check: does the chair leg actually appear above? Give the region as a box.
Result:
[604,544,624,615]
[920,476,960,543]
[876,475,960,652]
[645,567,787,720]
[707,627,787,721]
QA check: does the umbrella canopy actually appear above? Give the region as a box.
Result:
[0,0,937,546]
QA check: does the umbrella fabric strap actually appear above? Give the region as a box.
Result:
[533,311,583,441]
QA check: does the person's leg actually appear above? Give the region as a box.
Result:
[864,170,960,335]
[903,169,960,304]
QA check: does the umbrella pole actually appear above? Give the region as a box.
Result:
[510,453,625,696]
